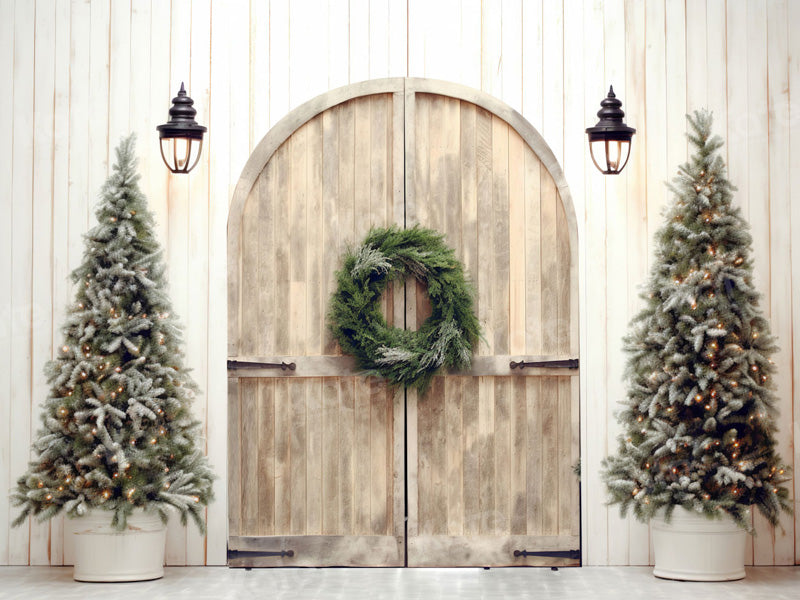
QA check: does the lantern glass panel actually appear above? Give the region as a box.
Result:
[590,139,631,175]
[160,137,203,174]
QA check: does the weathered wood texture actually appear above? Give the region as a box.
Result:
[228,84,578,567]
[405,92,578,566]
[228,377,404,565]
[408,376,579,567]
[231,93,400,358]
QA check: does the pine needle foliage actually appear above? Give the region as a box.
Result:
[601,111,791,530]
[12,136,214,532]
[329,225,480,393]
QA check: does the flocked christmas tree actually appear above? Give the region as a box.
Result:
[602,111,791,529]
[12,136,214,531]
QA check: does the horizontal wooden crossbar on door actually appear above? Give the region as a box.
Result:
[227,355,580,378]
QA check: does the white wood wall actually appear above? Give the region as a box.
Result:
[1,0,798,567]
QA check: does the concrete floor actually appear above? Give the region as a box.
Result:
[1,566,799,599]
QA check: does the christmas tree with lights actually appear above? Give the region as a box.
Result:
[12,136,213,531]
[602,111,791,529]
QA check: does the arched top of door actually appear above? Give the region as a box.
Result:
[228,77,576,251]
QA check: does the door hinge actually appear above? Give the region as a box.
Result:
[510,358,579,370]
[513,549,580,560]
[228,549,295,561]
[227,359,296,371]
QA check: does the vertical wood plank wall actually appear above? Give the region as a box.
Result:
[1,0,798,566]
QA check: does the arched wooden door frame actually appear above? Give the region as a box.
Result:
[228,78,580,567]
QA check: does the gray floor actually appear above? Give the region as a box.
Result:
[1,566,799,599]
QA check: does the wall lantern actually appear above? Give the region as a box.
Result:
[586,86,636,175]
[156,83,207,174]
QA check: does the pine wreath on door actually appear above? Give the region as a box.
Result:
[227,79,579,568]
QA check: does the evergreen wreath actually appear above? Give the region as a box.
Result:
[329,225,480,392]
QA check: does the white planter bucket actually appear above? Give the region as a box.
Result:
[651,507,747,581]
[71,509,167,582]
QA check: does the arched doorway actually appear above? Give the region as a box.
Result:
[227,79,579,567]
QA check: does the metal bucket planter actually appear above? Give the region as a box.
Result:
[71,509,167,582]
[651,507,748,581]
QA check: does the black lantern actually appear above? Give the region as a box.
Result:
[156,83,207,174]
[586,86,635,175]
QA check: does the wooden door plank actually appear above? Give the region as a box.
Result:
[391,385,405,541]
[508,130,526,355]
[289,126,308,356]
[258,380,276,536]
[443,97,462,256]
[369,94,390,229]
[391,90,405,227]
[306,115,324,356]
[462,377,480,535]
[524,148,543,354]
[558,377,574,537]
[240,192,259,355]
[476,107,494,354]
[274,379,291,533]
[541,377,559,536]
[491,116,510,355]
[306,378,323,535]
[289,379,308,535]
[257,164,275,357]
[493,378,511,534]
[369,379,389,535]
[416,382,432,535]
[569,377,581,537]
[413,92,430,229]
[510,377,528,535]
[478,376,496,534]
[540,168,558,355]
[354,96,372,240]
[273,143,291,355]
[354,377,371,534]
[526,377,543,535]
[406,388,420,538]
[428,93,445,232]
[338,378,355,534]
[339,99,356,248]
[556,197,571,355]
[460,101,479,285]
[321,107,340,354]
[228,378,241,537]
[427,377,447,536]
[241,380,260,535]
[321,377,340,535]
[446,377,464,536]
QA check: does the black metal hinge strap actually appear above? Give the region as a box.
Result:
[513,549,580,560]
[509,359,579,370]
[229,549,295,560]
[227,360,296,371]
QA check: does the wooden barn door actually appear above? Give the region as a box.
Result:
[227,83,407,566]
[227,79,579,567]
[403,82,580,567]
